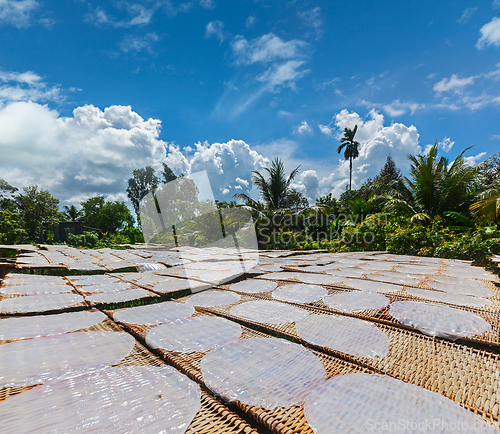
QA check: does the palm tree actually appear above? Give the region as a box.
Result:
[234,157,301,209]
[470,188,500,223]
[63,205,82,222]
[337,125,360,191]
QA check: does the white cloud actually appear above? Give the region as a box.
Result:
[484,62,500,80]
[256,60,309,91]
[230,33,307,65]
[0,68,63,104]
[437,136,454,152]
[294,120,312,134]
[119,33,159,53]
[0,102,167,204]
[457,7,477,24]
[291,110,421,200]
[318,123,333,136]
[297,7,323,39]
[465,152,487,166]
[433,74,476,93]
[199,0,215,10]
[86,4,154,28]
[0,0,39,28]
[245,15,255,29]
[164,139,268,198]
[477,16,500,49]
[205,20,225,42]
[359,99,426,117]
[278,110,293,117]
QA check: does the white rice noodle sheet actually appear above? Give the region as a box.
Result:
[342,278,402,294]
[185,290,241,307]
[0,284,73,295]
[113,302,195,325]
[85,288,152,304]
[272,284,328,304]
[0,366,201,434]
[229,280,278,294]
[296,274,343,285]
[201,337,326,410]
[323,291,389,313]
[230,300,309,324]
[405,287,491,308]
[0,293,84,314]
[426,280,494,298]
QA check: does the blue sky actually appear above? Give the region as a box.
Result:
[1,0,499,208]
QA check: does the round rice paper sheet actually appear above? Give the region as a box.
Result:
[0,293,84,314]
[272,284,328,304]
[0,331,135,387]
[113,302,194,325]
[0,311,106,341]
[389,300,491,340]
[201,337,326,410]
[230,300,309,324]
[0,283,73,295]
[405,287,491,308]
[259,271,304,281]
[295,274,343,285]
[85,288,151,304]
[365,272,420,286]
[0,366,201,434]
[185,290,241,307]
[146,316,242,352]
[323,291,389,313]
[229,280,277,294]
[77,282,134,293]
[426,280,494,298]
[296,314,389,359]
[325,268,366,278]
[304,373,490,434]
[342,278,402,294]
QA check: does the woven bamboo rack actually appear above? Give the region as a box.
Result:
[108,307,375,434]
[0,313,257,434]
[195,292,500,426]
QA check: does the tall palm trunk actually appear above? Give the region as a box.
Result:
[349,155,352,190]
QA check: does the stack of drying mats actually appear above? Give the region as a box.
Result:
[1,246,500,433]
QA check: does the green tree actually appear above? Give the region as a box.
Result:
[126,166,159,217]
[63,205,83,222]
[337,125,360,191]
[81,196,134,233]
[0,178,18,211]
[161,163,178,184]
[16,185,60,242]
[315,193,339,211]
[233,157,301,209]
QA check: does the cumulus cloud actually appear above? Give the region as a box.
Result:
[0,0,39,28]
[205,20,225,42]
[433,74,476,93]
[245,15,255,29]
[163,139,268,198]
[477,16,500,49]
[465,152,487,166]
[199,0,215,10]
[230,33,308,65]
[437,136,455,152]
[0,68,63,104]
[294,120,312,134]
[293,110,421,199]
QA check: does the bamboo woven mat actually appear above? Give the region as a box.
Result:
[198,292,500,426]
[0,313,257,434]
[223,278,500,349]
[107,306,375,434]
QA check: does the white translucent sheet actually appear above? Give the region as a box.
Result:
[6,274,65,282]
[201,337,326,410]
[259,271,304,281]
[113,302,195,325]
[296,314,389,359]
[295,274,343,285]
[68,276,120,285]
[440,266,493,281]
[365,272,420,286]
[426,280,494,298]
[0,311,107,341]
[85,288,151,304]
[146,316,242,353]
[229,280,278,294]
[76,282,134,293]
[356,262,394,272]
[389,301,491,340]
[153,279,209,294]
[394,265,440,275]
[325,268,366,278]
[230,300,309,324]
[0,366,201,434]
[185,290,241,307]
[134,274,169,286]
[304,373,490,433]
[0,331,135,387]
[138,263,167,272]
[405,287,491,308]
[250,264,283,272]
[323,292,390,313]
[0,293,84,314]
[342,278,403,294]
[0,283,73,295]
[272,284,328,304]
